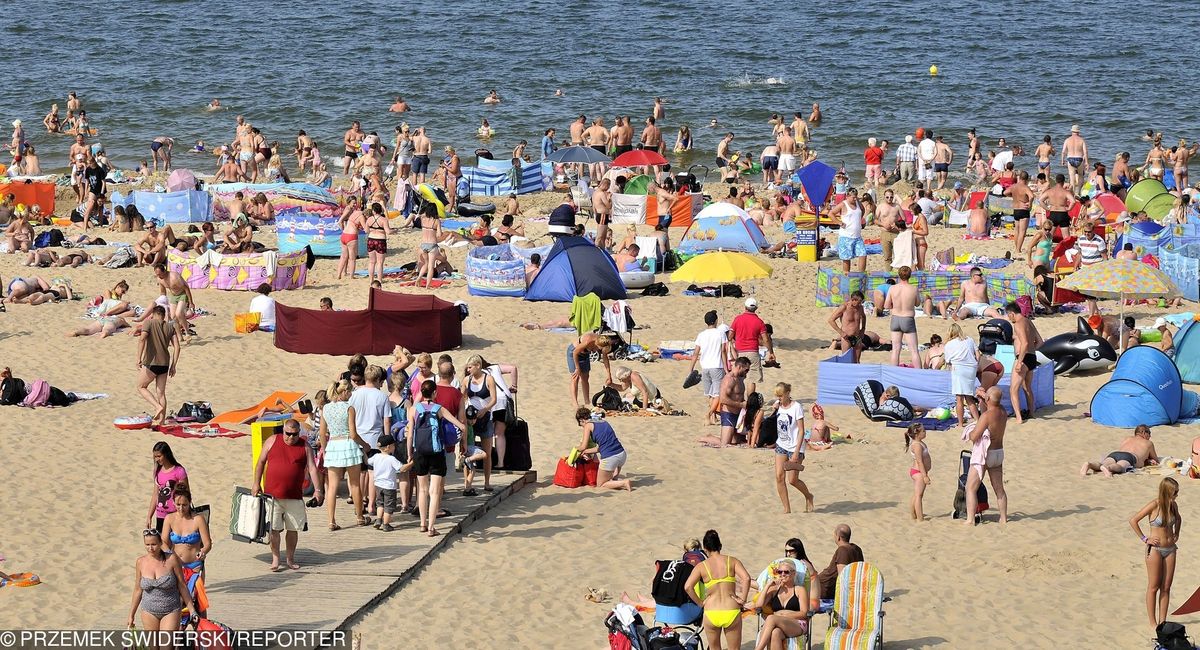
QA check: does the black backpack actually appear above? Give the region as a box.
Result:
[592,386,623,411]
[640,282,669,296]
[0,377,26,406]
[1158,622,1192,650]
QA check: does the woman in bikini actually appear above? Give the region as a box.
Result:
[922,333,945,370]
[976,353,1004,396]
[684,530,751,650]
[1130,477,1181,628]
[906,422,932,521]
[364,202,390,284]
[1143,135,1167,181]
[336,197,365,280]
[417,203,443,288]
[160,483,211,618]
[752,558,810,650]
[911,204,929,270]
[1172,139,1199,192]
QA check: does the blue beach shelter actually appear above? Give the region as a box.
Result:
[524,236,625,302]
[1091,346,1186,427]
[795,161,837,210]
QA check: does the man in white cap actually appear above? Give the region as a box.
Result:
[1061,124,1089,193]
[730,298,776,382]
[1154,318,1176,358]
[896,135,918,182]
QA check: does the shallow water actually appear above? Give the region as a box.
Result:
[2,0,1196,177]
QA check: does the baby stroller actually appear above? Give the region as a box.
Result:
[952,450,989,522]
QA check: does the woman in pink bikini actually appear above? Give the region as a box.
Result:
[336,196,365,280]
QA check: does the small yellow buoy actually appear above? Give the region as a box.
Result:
[929,64,939,77]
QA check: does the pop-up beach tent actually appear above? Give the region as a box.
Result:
[525,236,625,302]
[1091,346,1198,427]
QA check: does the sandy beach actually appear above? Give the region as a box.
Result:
[0,178,1194,649]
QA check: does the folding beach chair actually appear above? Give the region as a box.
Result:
[824,561,885,650]
[570,184,593,220]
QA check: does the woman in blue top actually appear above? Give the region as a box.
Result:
[575,408,631,491]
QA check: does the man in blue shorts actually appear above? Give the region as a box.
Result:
[717,357,751,447]
[829,188,867,272]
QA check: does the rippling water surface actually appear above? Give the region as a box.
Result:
[2,0,1196,175]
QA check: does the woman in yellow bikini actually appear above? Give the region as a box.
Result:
[683,530,751,650]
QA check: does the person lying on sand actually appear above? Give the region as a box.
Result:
[69,315,130,338]
[1081,424,1157,476]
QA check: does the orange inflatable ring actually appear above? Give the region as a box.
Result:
[0,573,41,587]
[114,415,153,430]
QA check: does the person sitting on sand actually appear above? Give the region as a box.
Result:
[4,217,33,253]
[806,404,842,450]
[1152,318,1176,358]
[97,281,133,317]
[135,222,170,267]
[1082,424,1158,476]
[574,408,632,491]
[613,243,645,272]
[222,214,254,254]
[922,333,946,370]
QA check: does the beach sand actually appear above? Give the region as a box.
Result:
[0,182,1192,648]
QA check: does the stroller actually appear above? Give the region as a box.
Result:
[605,602,702,650]
[952,450,989,521]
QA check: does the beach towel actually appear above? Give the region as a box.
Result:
[208,391,305,425]
[885,417,956,431]
[890,230,916,269]
[156,423,247,439]
[397,278,451,288]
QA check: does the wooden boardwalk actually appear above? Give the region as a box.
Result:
[109,471,535,645]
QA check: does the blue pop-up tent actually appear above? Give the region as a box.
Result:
[1091,346,1195,427]
[525,236,625,302]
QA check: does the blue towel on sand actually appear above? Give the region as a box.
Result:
[885,417,955,431]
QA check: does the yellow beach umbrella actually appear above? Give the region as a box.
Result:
[670,251,772,284]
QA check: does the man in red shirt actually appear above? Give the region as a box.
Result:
[730,298,776,382]
[252,419,322,571]
[864,137,885,188]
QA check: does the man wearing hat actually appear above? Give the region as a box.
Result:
[730,298,776,382]
[1155,318,1176,358]
[1061,124,1089,193]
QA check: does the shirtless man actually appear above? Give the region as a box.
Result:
[1081,424,1158,477]
[827,290,867,362]
[592,178,613,249]
[716,133,734,174]
[1034,135,1054,179]
[342,121,364,175]
[652,97,665,120]
[135,222,169,267]
[389,96,409,113]
[876,189,902,266]
[67,91,81,115]
[651,180,677,229]
[640,117,662,156]
[295,130,315,172]
[150,136,174,173]
[583,118,610,180]
[612,117,634,156]
[1006,301,1043,424]
[502,192,522,217]
[965,387,1008,525]
[226,191,247,223]
[569,115,587,146]
[718,357,751,447]
[223,215,254,254]
[777,127,797,180]
[1060,125,1089,193]
[1004,171,1035,256]
[954,267,1002,320]
[1042,174,1075,230]
[808,102,822,126]
[215,154,247,184]
[790,112,810,149]
[411,127,432,184]
[884,266,920,368]
[932,135,954,189]
[442,146,461,212]
[153,262,195,339]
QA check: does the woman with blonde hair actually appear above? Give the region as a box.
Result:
[1171,138,1199,191]
[1131,476,1182,627]
[462,355,498,492]
[318,379,371,529]
[770,382,813,514]
[943,322,979,427]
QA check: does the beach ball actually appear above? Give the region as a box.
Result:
[929,64,939,76]
[931,407,951,420]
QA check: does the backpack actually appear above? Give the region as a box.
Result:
[1157,622,1192,650]
[21,379,50,408]
[0,377,26,406]
[413,402,444,455]
[640,282,669,297]
[592,386,624,411]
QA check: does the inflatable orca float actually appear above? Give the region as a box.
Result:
[1036,316,1118,375]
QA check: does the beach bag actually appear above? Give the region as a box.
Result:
[34,229,64,248]
[641,282,669,296]
[652,559,695,607]
[440,419,461,450]
[194,618,233,649]
[234,312,261,334]
[592,386,623,411]
[0,377,26,405]
[1015,295,1033,318]
[104,246,134,269]
[413,402,443,455]
[502,418,533,471]
[757,411,779,448]
[20,379,50,408]
[952,450,990,520]
[645,627,685,650]
[177,401,214,423]
[553,457,588,488]
[47,386,71,407]
[1157,622,1192,650]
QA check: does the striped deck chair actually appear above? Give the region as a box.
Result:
[824,561,885,650]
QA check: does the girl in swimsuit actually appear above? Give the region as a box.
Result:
[753,560,810,650]
[417,203,443,288]
[129,529,196,644]
[683,530,751,650]
[160,483,211,616]
[1144,136,1166,181]
[906,423,931,520]
[336,197,364,280]
[1129,477,1181,627]
[1026,221,1056,269]
[364,202,390,284]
